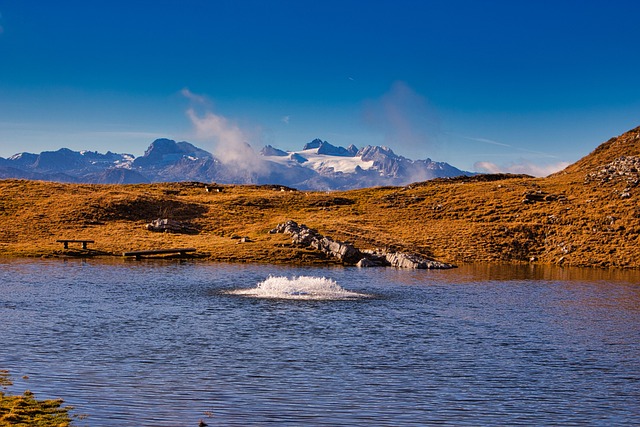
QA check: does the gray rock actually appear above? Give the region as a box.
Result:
[356,258,379,268]
[146,218,197,234]
[585,156,640,186]
[384,251,452,269]
[312,236,360,263]
[271,220,454,269]
[356,256,388,268]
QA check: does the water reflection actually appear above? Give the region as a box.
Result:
[1,259,639,426]
[441,262,640,283]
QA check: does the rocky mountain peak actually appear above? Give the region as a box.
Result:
[7,152,39,166]
[260,145,288,157]
[133,138,211,168]
[299,139,356,157]
[302,138,324,150]
[316,141,354,157]
[357,145,400,162]
[32,148,86,171]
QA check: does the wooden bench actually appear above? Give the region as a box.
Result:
[57,239,95,249]
[123,248,197,260]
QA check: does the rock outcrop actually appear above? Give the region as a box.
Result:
[270,220,361,263]
[146,218,197,234]
[522,191,567,203]
[362,249,456,269]
[583,156,640,199]
[270,220,455,269]
[584,156,640,186]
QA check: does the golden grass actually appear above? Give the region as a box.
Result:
[0,171,637,268]
[0,371,73,427]
[1,126,638,268]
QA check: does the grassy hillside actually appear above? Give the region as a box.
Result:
[1,126,639,268]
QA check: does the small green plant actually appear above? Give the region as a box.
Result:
[0,371,73,427]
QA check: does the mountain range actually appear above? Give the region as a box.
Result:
[0,138,472,190]
[1,125,640,268]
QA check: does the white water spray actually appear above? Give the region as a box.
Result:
[227,276,369,300]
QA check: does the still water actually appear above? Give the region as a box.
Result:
[1,259,639,426]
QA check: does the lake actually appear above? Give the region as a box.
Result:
[1,259,639,426]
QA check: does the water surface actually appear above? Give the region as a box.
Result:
[1,259,639,426]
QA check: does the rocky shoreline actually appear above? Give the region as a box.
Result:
[270,220,455,269]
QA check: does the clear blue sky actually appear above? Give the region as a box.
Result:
[1,0,639,175]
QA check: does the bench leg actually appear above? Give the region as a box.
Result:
[63,242,69,249]
[82,242,88,249]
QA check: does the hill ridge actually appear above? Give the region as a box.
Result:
[554,125,640,177]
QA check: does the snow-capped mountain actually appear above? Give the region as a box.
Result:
[0,138,472,189]
[0,148,140,183]
[259,139,471,189]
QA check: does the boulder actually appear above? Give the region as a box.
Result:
[312,236,361,263]
[270,220,454,269]
[356,255,388,268]
[384,251,452,269]
[146,218,197,234]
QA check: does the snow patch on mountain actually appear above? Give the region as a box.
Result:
[264,148,375,174]
[1,137,472,188]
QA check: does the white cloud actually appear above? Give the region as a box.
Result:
[186,106,267,175]
[474,161,503,174]
[181,87,208,105]
[458,135,512,148]
[363,81,440,156]
[456,134,564,159]
[281,115,290,125]
[474,160,570,177]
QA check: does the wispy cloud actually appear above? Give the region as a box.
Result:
[281,115,290,125]
[457,133,569,176]
[181,87,209,106]
[458,135,512,148]
[474,160,570,177]
[183,89,266,174]
[363,81,440,155]
[456,133,559,158]
[473,161,503,174]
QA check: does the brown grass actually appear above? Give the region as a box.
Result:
[1,126,639,268]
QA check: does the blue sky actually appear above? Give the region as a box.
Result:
[1,0,639,175]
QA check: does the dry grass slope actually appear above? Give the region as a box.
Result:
[1,126,639,268]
